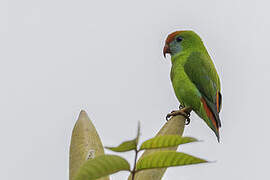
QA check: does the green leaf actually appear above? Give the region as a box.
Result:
[139,135,197,150]
[106,138,137,152]
[106,122,141,152]
[136,151,207,171]
[75,155,130,180]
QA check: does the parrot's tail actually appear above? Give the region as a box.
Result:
[201,97,221,142]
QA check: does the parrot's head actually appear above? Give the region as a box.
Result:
[163,30,203,58]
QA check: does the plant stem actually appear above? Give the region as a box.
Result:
[131,149,139,180]
[128,115,187,180]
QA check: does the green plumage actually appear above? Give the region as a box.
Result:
[165,31,222,141]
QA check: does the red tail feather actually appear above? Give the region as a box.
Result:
[201,98,219,132]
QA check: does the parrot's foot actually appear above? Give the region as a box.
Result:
[166,107,192,125]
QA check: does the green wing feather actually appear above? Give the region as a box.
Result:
[184,52,222,127]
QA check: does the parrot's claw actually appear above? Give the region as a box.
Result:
[166,114,171,121]
[185,115,191,125]
[165,107,192,125]
[179,104,185,109]
[166,111,177,121]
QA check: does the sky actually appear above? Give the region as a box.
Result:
[0,0,270,179]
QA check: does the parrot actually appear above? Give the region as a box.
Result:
[163,30,222,142]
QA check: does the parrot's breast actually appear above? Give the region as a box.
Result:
[170,56,202,111]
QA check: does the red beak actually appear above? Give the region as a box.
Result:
[163,44,170,58]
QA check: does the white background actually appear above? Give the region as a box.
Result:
[1,0,269,179]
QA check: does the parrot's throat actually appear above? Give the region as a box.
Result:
[169,42,182,56]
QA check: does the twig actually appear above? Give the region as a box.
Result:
[131,149,139,180]
[128,114,187,180]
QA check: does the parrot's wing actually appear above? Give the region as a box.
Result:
[184,52,222,127]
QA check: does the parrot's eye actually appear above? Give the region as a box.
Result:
[176,36,183,42]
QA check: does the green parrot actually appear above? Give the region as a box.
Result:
[163,30,222,142]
